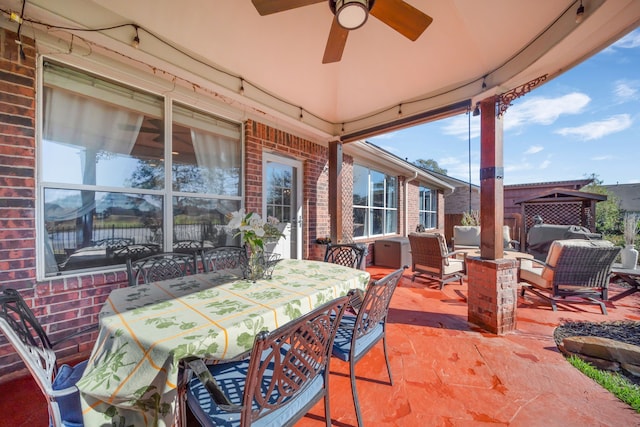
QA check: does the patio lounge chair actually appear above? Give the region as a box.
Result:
[519,239,621,314]
[408,232,465,289]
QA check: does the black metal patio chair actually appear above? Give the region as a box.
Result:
[126,252,198,286]
[331,266,406,427]
[186,295,350,427]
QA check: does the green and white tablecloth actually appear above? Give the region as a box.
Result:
[77,259,370,426]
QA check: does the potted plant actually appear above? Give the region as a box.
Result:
[621,213,639,269]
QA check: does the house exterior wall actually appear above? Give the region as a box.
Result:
[445,186,480,214]
[0,28,443,379]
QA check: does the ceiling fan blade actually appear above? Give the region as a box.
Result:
[370,0,433,41]
[323,18,349,64]
[251,0,325,16]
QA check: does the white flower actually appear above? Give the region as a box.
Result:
[226,209,285,252]
[226,208,246,230]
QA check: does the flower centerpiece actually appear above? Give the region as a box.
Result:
[226,209,284,280]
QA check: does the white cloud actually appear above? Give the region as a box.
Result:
[555,114,632,140]
[439,92,590,140]
[441,115,480,140]
[609,29,640,50]
[505,93,591,130]
[524,145,544,154]
[539,159,551,169]
[613,80,639,102]
[592,155,614,161]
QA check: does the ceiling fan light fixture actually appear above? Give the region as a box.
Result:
[335,0,369,30]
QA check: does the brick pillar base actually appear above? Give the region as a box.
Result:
[466,257,518,335]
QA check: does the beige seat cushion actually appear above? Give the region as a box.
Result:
[453,226,480,248]
[443,258,464,274]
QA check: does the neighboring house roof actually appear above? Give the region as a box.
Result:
[514,188,607,205]
[344,141,454,192]
[505,179,593,190]
[604,183,640,212]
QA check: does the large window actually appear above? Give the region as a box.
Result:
[41,61,242,276]
[353,164,398,238]
[418,185,438,229]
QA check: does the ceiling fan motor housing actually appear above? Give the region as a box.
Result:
[331,0,375,30]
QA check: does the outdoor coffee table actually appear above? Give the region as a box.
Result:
[608,263,640,301]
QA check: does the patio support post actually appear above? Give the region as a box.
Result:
[329,141,343,243]
[467,96,518,335]
[479,96,504,259]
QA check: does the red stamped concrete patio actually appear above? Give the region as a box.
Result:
[1,266,639,426]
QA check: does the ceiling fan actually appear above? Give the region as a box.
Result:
[251,0,433,63]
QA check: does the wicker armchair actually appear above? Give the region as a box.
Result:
[519,239,621,314]
[407,232,465,289]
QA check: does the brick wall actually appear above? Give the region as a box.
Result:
[244,120,334,261]
[0,29,131,380]
[445,185,480,214]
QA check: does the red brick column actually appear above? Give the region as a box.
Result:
[466,257,518,334]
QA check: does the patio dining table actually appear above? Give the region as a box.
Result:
[77,258,370,427]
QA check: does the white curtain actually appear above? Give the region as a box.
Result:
[43,87,142,156]
[42,87,143,222]
[191,129,240,171]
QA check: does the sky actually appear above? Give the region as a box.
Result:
[370,28,640,187]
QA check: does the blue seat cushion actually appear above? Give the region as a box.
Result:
[51,359,88,427]
[187,350,325,427]
[331,314,384,362]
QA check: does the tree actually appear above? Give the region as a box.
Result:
[413,159,447,175]
[581,173,621,235]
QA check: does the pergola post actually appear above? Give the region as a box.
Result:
[328,141,343,243]
[479,96,504,259]
[467,96,518,335]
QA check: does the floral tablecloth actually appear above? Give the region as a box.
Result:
[77,259,370,426]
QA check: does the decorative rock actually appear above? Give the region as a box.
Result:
[621,363,640,378]
[562,336,640,365]
[558,349,621,371]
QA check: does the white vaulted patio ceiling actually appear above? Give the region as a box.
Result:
[4,0,640,143]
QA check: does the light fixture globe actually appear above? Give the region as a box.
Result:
[334,0,370,30]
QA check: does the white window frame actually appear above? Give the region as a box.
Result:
[418,184,438,230]
[353,164,398,239]
[35,57,244,279]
